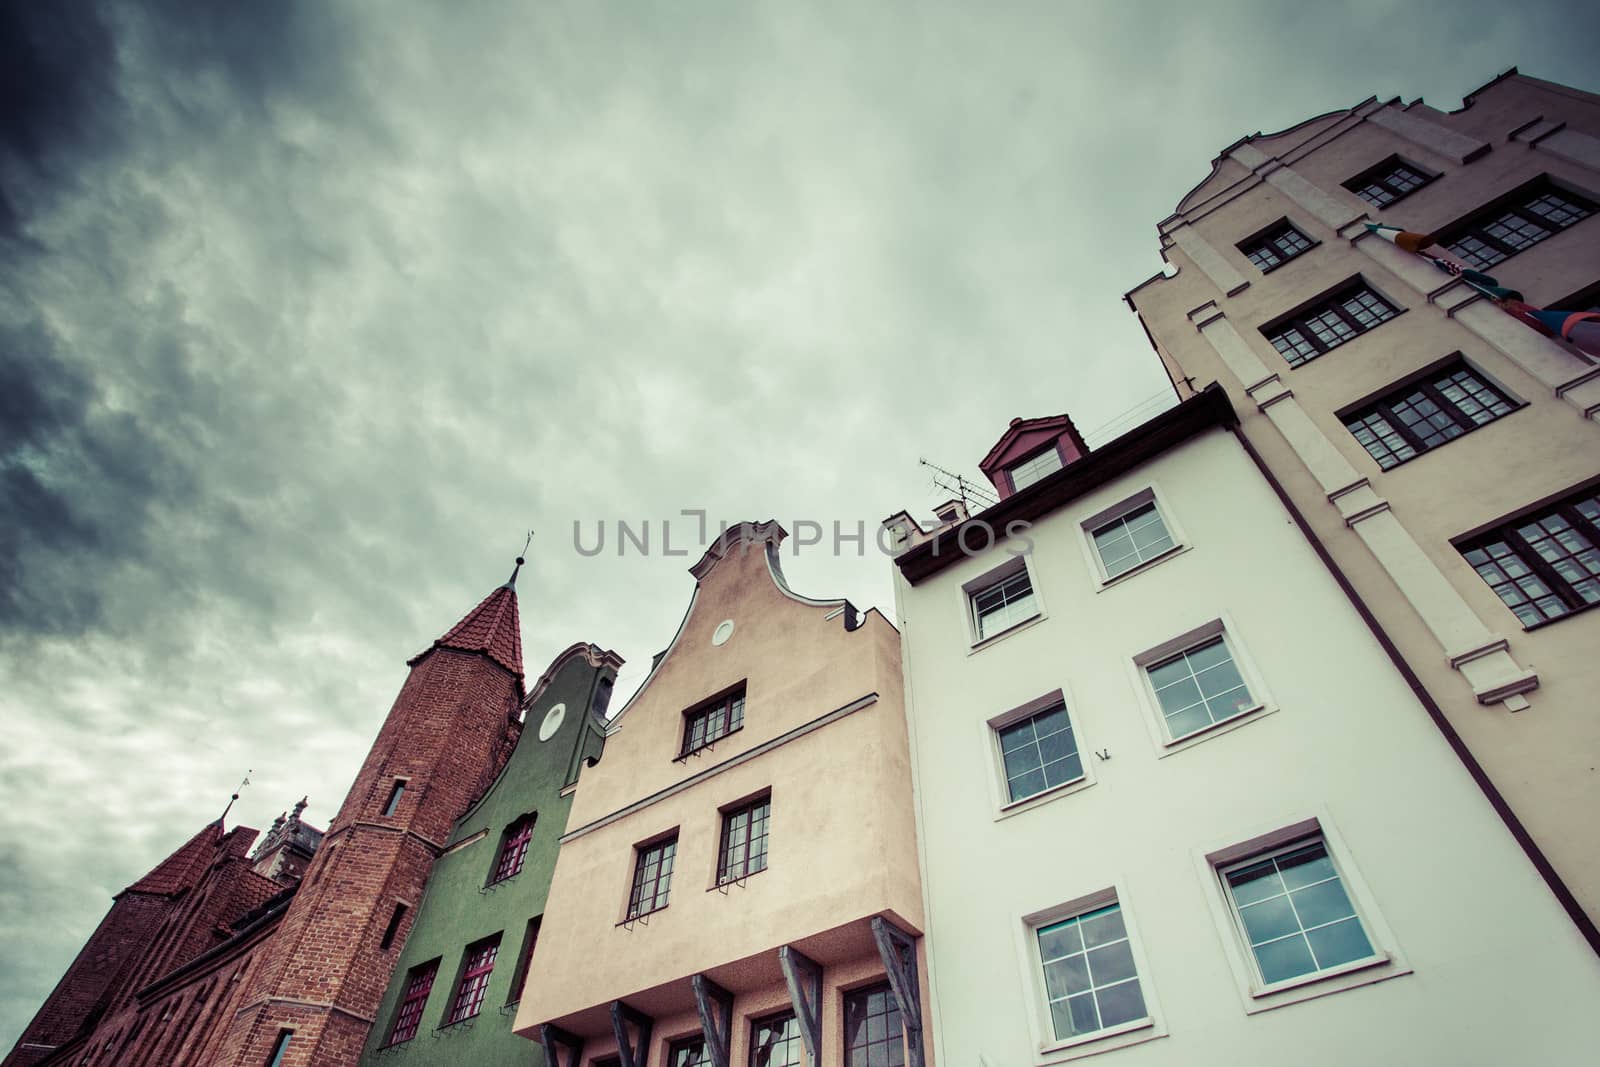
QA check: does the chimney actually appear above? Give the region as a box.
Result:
[932,498,970,526]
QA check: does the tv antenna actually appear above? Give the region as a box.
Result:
[918,458,997,512]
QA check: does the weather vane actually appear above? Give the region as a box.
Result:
[220,769,252,823]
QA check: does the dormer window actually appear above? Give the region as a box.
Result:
[680,685,746,757]
[1008,447,1064,493]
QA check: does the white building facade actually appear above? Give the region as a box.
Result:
[884,387,1600,1066]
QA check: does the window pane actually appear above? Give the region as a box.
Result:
[1036,904,1146,1041]
[1009,447,1065,491]
[999,702,1082,802]
[844,983,904,1067]
[1224,840,1374,986]
[973,570,1036,639]
[752,1013,803,1067]
[1148,637,1253,739]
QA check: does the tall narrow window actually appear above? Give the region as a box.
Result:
[1035,902,1148,1041]
[505,917,541,1006]
[265,1030,293,1067]
[379,903,408,951]
[1221,838,1377,985]
[844,983,904,1067]
[627,834,678,918]
[681,686,746,757]
[717,796,771,884]
[969,564,1038,642]
[448,936,501,1024]
[1459,488,1600,626]
[1343,360,1517,470]
[750,1012,803,1067]
[381,779,406,817]
[491,814,537,884]
[385,961,438,1046]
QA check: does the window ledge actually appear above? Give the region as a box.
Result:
[616,905,669,927]
[1243,953,1410,1014]
[707,866,768,892]
[675,725,745,763]
[1037,1017,1164,1063]
[1095,545,1190,592]
[996,776,1094,821]
[968,612,1045,655]
[1156,704,1277,759]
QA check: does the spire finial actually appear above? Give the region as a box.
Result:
[291,796,308,821]
[505,530,533,589]
[220,769,252,824]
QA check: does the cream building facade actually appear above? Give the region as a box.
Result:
[884,390,1600,1066]
[514,522,928,1067]
[1124,69,1600,940]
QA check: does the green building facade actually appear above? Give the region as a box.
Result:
[359,642,619,1067]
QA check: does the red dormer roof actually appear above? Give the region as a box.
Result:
[123,821,225,897]
[978,414,1090,499]
[410,582,524,681]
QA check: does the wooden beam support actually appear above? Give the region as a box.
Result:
[610,999,655,1067]
[690,973,734,1067]
[871,916,925,1067]
[539,1024,584,1067]
[777,945,823,1066]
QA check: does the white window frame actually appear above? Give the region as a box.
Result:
[1008,445,1066,493]
[1192,812,1411,1013]
[1013,885,1166,1062]
[960,554,1046,650]
[1127,615,1276,756]
[1077,486,1188,589]
[985,687,1096,819]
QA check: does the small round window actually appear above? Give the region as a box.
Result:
[538,703,566,741]
[712,619,735,646]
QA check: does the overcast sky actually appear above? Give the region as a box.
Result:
[3,0,1595,1046]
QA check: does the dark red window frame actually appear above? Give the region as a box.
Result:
[386,960,438,1045]
[448,938,500,1024]
[491,815,536,884]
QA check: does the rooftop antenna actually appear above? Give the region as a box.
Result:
[220,769,252,824]
[918,458,998,512]
[505,529,533,589]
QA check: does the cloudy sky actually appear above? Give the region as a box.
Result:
[2,0,1595,1045]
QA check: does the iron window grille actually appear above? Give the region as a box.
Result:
[627,835,678,918]
[1239,221,1315,272]
[997,703,1083,803]
[1459,488,1600,628]
[491,815,536,884]
[1343,361,1517,470]
[385,961,438,1046]
[1146,636,1255,741]
[1438,178,1594,270]
[447,936,501,1025]
[1035,903,1148,1041]
[750,1012,803,1067]
[681,687,746,757]
[1262,282,1398,367]
[717,796,771,884]
[844,982,905,1067]
[1008,446,1064,492]
[668,1036,711,1067]
[1220,838,1377,986]
[1091,501,1176,578]
[970,566,1038,641]
[1342,155,1435,208]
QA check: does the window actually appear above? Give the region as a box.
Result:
[381,779,406,817]
[379,903,408,951]
[491,815,537,884]
[1008,446,1064,492]
[266,1030,293,1067]
[1439,178,1594,270]
[1146,636,1255,741]
[1343,155,1435,208]
[1035,903,1148,1042]
[681,686,746,757]
[505,917,540,1006]
[1263,282,1399,367]
[968,563,1038,642]
[386,961,437,1045]
[1239,221,1315,271]
[1090,500,1175,578]
[717,796,771,884]
[1221,838,1377,986]
[627,834,677,918]
[997,701,1082,804]
[1460,488,1600,627]
[447,936,501,1024]
[668,1036,711,1067]
[750,1012,803,1067]
[844,983,904,1067]
[1343,360,1517,470]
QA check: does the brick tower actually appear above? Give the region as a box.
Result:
[214,563,528,1066]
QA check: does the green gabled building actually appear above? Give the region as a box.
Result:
[359,640,621,1067]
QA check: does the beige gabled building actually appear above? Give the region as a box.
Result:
[1125,68,1600,945]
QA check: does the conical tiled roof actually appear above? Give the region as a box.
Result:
[123,820,224,897]
[409,582,524,680]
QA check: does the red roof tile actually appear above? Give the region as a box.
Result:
[410,583,523,679]
[124,821,224,897]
